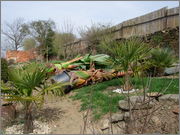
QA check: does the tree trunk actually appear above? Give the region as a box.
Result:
[46,45,49,63]
[124,71,131,91]
[157,67,164,77]
[23,104,33,134]
[15,43,18,51]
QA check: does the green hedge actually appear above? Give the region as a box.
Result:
[1,58,9,82]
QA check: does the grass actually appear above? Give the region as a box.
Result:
[71,77,179,120]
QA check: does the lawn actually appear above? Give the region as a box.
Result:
[71,77,179,120]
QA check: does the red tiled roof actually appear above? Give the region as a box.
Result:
[6,49,38,63]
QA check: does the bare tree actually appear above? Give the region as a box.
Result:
[2,18,29,50]
[78,22,114,54]
[54,19,76,59]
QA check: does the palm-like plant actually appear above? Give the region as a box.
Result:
[1,63,66,134]
[101,37,151,90]
[149,48,177,76]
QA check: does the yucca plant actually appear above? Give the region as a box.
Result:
[1,63,67,134]
[149,48,177,76]
[101,37,151,90]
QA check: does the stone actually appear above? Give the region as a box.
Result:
[101,128,110,134]
[146,92,163,97]
[129,96,145,103]
[159,94,179,104]
[172,105,179,114]
[112,122,126,134]
[101,119,110,130]
[151,116,161,125]
[119,100,133,110]
[117,121,126,129]
[124,112,130,121]
[110,113,124,123]
[164,64,179,75]
[128,96,151,104]
[119,96,155,111]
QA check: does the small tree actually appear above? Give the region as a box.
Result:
[149,47,177,76]
[1,63,66,133]
[101,37,151,90]
[57,20,76,59]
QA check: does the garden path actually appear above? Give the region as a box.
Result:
[43,92,84,134]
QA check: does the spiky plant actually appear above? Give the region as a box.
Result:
[101,37,151,90]
[1,63,67,134]
[150,48,177,76]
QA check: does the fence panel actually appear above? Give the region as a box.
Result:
[64,7,179,55]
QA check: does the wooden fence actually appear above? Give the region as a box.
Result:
[65,6,179,56]
[65,40,89,58]
[113,7,179,39]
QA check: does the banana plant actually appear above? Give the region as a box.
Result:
[1,63,67,134]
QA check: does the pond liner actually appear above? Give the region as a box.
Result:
[51,71,71,83]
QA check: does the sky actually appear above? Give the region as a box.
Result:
[1,1,179,34]
[1,1,179,56]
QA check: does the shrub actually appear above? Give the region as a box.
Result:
[148,48,177,76]
[151,32,163,46]
[1,58,9,82]
[100,37,151,90]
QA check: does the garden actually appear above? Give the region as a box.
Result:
[1,36,179,134]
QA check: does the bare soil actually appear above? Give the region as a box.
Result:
[39,92,85,134]
[36,92,179,134]
[3,89,179,134]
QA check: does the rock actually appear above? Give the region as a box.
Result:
[124,112,130,121]
[146,92,163,97]
[164,64,179,75]
[159,94,179,104]
[129,96,145,103]
[101,128,110,134]
[119,96,155,110]
[117,121,126,129]
[172,105,179,114]
[151,116,161,125]
[110,113,124,123]
[112,121,126,134]
[101,119,110,130]
[119,100,133,110]
[86,127,102,134]
[1,103,17,128]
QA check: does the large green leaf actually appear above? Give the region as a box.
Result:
[72,71,90,79]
